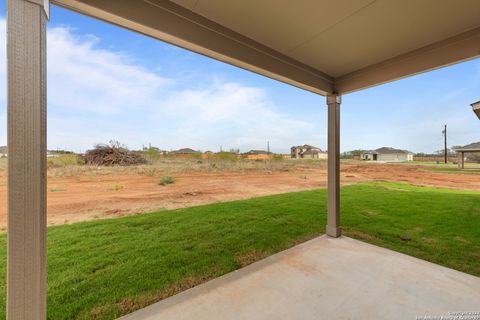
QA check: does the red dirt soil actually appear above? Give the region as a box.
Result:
[0,163,478,229]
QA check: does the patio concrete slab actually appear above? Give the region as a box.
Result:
[120,236,480,320]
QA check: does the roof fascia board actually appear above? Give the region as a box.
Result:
[455,149,480,152]
[472,103,480,120]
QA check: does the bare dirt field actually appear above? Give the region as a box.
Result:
[0,159,479,229]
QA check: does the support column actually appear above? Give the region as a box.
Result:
[7,0,49,319]
[462,152,465,169]
[326,94,341,237]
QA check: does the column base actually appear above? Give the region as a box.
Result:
[326,225,342,238]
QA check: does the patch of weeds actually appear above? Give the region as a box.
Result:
[159,176,175,186]
[110,184,124,191]
[50,187,66,192]
[143,167,157,177]
[235,250,269,267]
[345,229,377,241]
[47,154,82,168]
[112,274,215,317]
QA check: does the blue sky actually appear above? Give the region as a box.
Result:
[0,2,479,153]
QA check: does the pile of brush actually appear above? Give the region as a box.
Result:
[84,141,146,166]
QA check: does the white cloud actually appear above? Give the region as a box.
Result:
[47,26,170,114]
[0,19,320,152]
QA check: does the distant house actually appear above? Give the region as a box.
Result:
[171,148,202,158]
[0,146,7,157]
[361,147,413,162]
[46,151,60,158]
[172,148,201,154]
[291,145,327,159]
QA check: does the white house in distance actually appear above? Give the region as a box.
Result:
[361,147,413,162]
[291,145,328,159]
[0,146,7,158]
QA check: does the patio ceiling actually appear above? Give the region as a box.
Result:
[53,0,480,95]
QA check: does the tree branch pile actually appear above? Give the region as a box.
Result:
[84,141,146,166]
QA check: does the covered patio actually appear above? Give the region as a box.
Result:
[455,142,480,169]
[6,0,480,318]
[120,236,480,320]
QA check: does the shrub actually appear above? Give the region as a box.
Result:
[159,176,175,186]
[140,167,157,177]
[110,184,124,191]
[47,154,82,168]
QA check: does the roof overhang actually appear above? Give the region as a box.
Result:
[52,0,480,96]
[472,101,480,120]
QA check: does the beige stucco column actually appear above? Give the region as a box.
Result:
[326,94,341,237]
[7,0,49,318]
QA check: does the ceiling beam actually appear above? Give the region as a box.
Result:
[335,26,480,94]
[52,0,334,95]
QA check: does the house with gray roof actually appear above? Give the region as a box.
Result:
[172,148,201,154]
[361,147,413,162]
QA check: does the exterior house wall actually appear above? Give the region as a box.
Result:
[377,153,410,162]
[361,153,375,161]
[362,152,413,162]
[378,153,400,162]
[302,153,317,159]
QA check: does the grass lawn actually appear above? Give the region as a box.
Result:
[427,167,480,174]
[0,182,479,319]
[400,161,454,165]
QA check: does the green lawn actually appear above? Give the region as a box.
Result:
[428,167,480,174]
[0,182,479,319]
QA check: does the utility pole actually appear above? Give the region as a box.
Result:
[267,141,270,154]
[442,124,447,164]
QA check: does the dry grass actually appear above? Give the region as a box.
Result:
[0,158,6,172]
[43,157,327,178]
[0,155,331,178]
[235,250,269,267]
